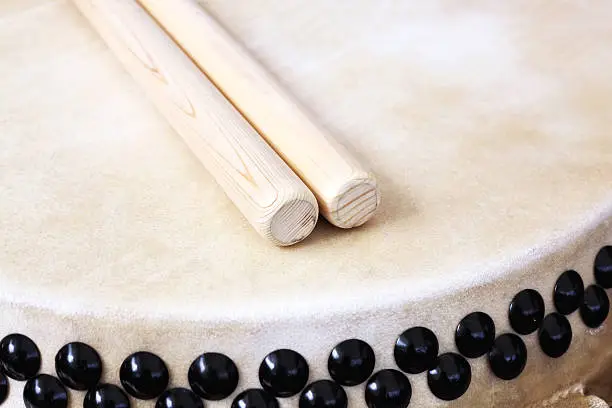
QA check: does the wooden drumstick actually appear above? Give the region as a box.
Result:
[71,0,319,246]
[136,0,380,228]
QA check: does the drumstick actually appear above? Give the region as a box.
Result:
[136,0,380,228]
[71,0,319,246]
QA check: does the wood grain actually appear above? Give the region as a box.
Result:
[137,0,380,228]
[70,0,319,246]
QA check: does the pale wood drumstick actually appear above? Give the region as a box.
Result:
[137,0,380,228]
[71,0,319,246]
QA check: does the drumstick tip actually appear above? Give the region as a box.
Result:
[269,196,319,246]
[325,175,380,229]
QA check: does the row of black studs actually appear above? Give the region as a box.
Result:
[368,246,612,407]
[0,246,610,408]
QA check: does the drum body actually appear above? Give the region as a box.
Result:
[0,0,611,407]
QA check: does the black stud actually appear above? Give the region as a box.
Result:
[553,270,584,315]
[299,380,347,408]
[594,246,612,288]
[538,313,572,358]
[394,327,438,374]
[0,333,41,381]
[258,349,309,398]
[156,388,203,408]
[84,384,131,408]
[23,374,68,408]
[328,339,375,386]
[364,369,411,408]
[55,342,102,390]
[487,333,527,380]
[508,289,545,335]
[580,284,610,328]
[188,352,239,400]
[231,389,279,408]
[119,351,169,400]
[455,312,495,358]
[427,352,471,401]
[0,371,8,406]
